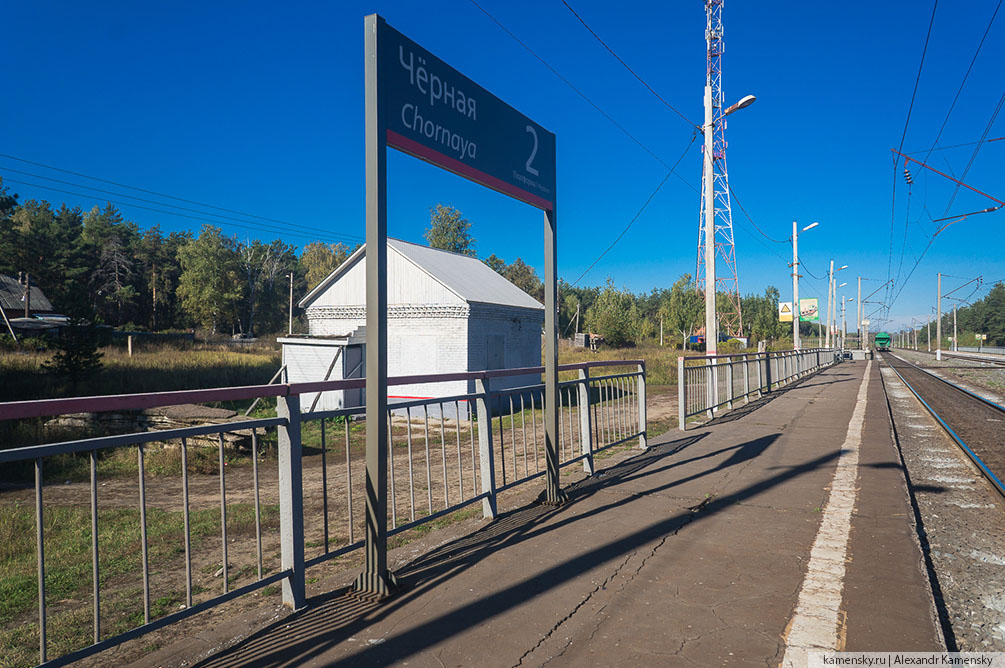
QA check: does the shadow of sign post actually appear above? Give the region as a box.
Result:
[355,14,558,598]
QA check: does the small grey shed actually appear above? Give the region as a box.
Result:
[282,238,544,412]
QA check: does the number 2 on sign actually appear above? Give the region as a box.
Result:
[525,125,539,176]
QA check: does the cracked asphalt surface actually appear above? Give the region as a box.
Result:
[134,362,942,667]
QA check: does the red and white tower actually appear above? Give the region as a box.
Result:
[695,0,743,339]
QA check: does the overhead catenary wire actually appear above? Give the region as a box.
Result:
[558,0,699,131]
[887,93,1005,314]
[907,136,1005,154]
[942,90,1005,215]
[888,0,940,307]
[918,0,1002,169]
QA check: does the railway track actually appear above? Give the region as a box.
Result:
[900,348,1005,368]
[882,351,1005,497]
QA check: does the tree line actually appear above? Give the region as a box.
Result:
[1,183,793,345]
[0,177,359,336]
[425,204,791,347]
[907,282,1005,348]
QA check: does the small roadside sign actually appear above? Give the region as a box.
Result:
[779,302,793,322]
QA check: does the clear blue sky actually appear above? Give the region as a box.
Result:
[3,1,1003,332]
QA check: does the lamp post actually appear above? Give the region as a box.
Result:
[703,93,756,356]
[842,295,853,351]
[791,221,818,350]
[825,263,847,348]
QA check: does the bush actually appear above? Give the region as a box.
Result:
[43,320,104,387]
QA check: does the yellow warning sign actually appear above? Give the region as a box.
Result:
[779,301,793,322]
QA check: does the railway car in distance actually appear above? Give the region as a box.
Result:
[874,332,892,351]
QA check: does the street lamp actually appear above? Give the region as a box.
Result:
[703,93,756,356]
[842,296,854,351]
[826,263,847,348]
[791,221,818,350]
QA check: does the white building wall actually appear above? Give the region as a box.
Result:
[281,340,348,413]
[300,245,543,403]
[467,304,543,393]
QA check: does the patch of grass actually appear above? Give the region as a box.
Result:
[0,501,280,629]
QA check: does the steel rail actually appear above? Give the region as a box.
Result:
[882,352,1005,498]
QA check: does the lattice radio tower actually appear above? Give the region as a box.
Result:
[695,0,743,337]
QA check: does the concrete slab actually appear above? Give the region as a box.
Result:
[145,362,942,668]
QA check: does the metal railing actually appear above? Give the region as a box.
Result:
[677,348,835,430]
[0,359,645,667]
[957,345,1005,356]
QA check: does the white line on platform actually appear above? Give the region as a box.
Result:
[782,359,872,667]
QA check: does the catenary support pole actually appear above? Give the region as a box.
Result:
[936,272,942,361]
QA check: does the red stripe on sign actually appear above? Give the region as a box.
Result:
[386,129,554,211]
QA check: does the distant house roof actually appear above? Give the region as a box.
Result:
[0,274,53,313]
[300,238,543,311]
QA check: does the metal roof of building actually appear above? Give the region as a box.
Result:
[0,274,53,313]
[300,239,543,311]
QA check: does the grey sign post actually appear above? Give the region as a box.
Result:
[357,14,560,597]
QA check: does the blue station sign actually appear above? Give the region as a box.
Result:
[377,19,556,211]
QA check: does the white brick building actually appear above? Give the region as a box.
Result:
[282,239,543,411]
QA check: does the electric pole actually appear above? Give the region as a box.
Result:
[936,272,942,361]
[857,277,862,349]
[288,272,294,336]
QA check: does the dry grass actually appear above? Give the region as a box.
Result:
[559,339,696,386]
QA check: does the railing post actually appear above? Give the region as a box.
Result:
[706,361,715,420]
[578,367,594,472]
[765,351,773,392]
[677,356,686,431]
[636,362,647,449]
[757,353,764,395]
[725,359,734,409]
[743,355,750,403]
[276,391,305,610]
[475,376,497,519]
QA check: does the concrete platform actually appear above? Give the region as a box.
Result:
[189,360,943,667]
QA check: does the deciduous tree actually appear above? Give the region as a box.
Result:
[425,204,475,256]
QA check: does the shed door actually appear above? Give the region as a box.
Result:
[343,344,364,408]
[486,334,505,370]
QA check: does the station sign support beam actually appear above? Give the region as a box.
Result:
[356,14,560,596]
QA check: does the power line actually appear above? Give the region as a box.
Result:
[0,165,363,243]
[726,184,787,244]
[888,0,939,306]
[558,0,699,130]
[942,90,1005,215]
[467,0,695,194]
[919,0,1001,168]
[0,152,360,241]
[570,135,696,286]
[906,136,1004,153]
[0,177,349,245]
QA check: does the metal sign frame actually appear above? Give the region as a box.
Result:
[358,14,559,596]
